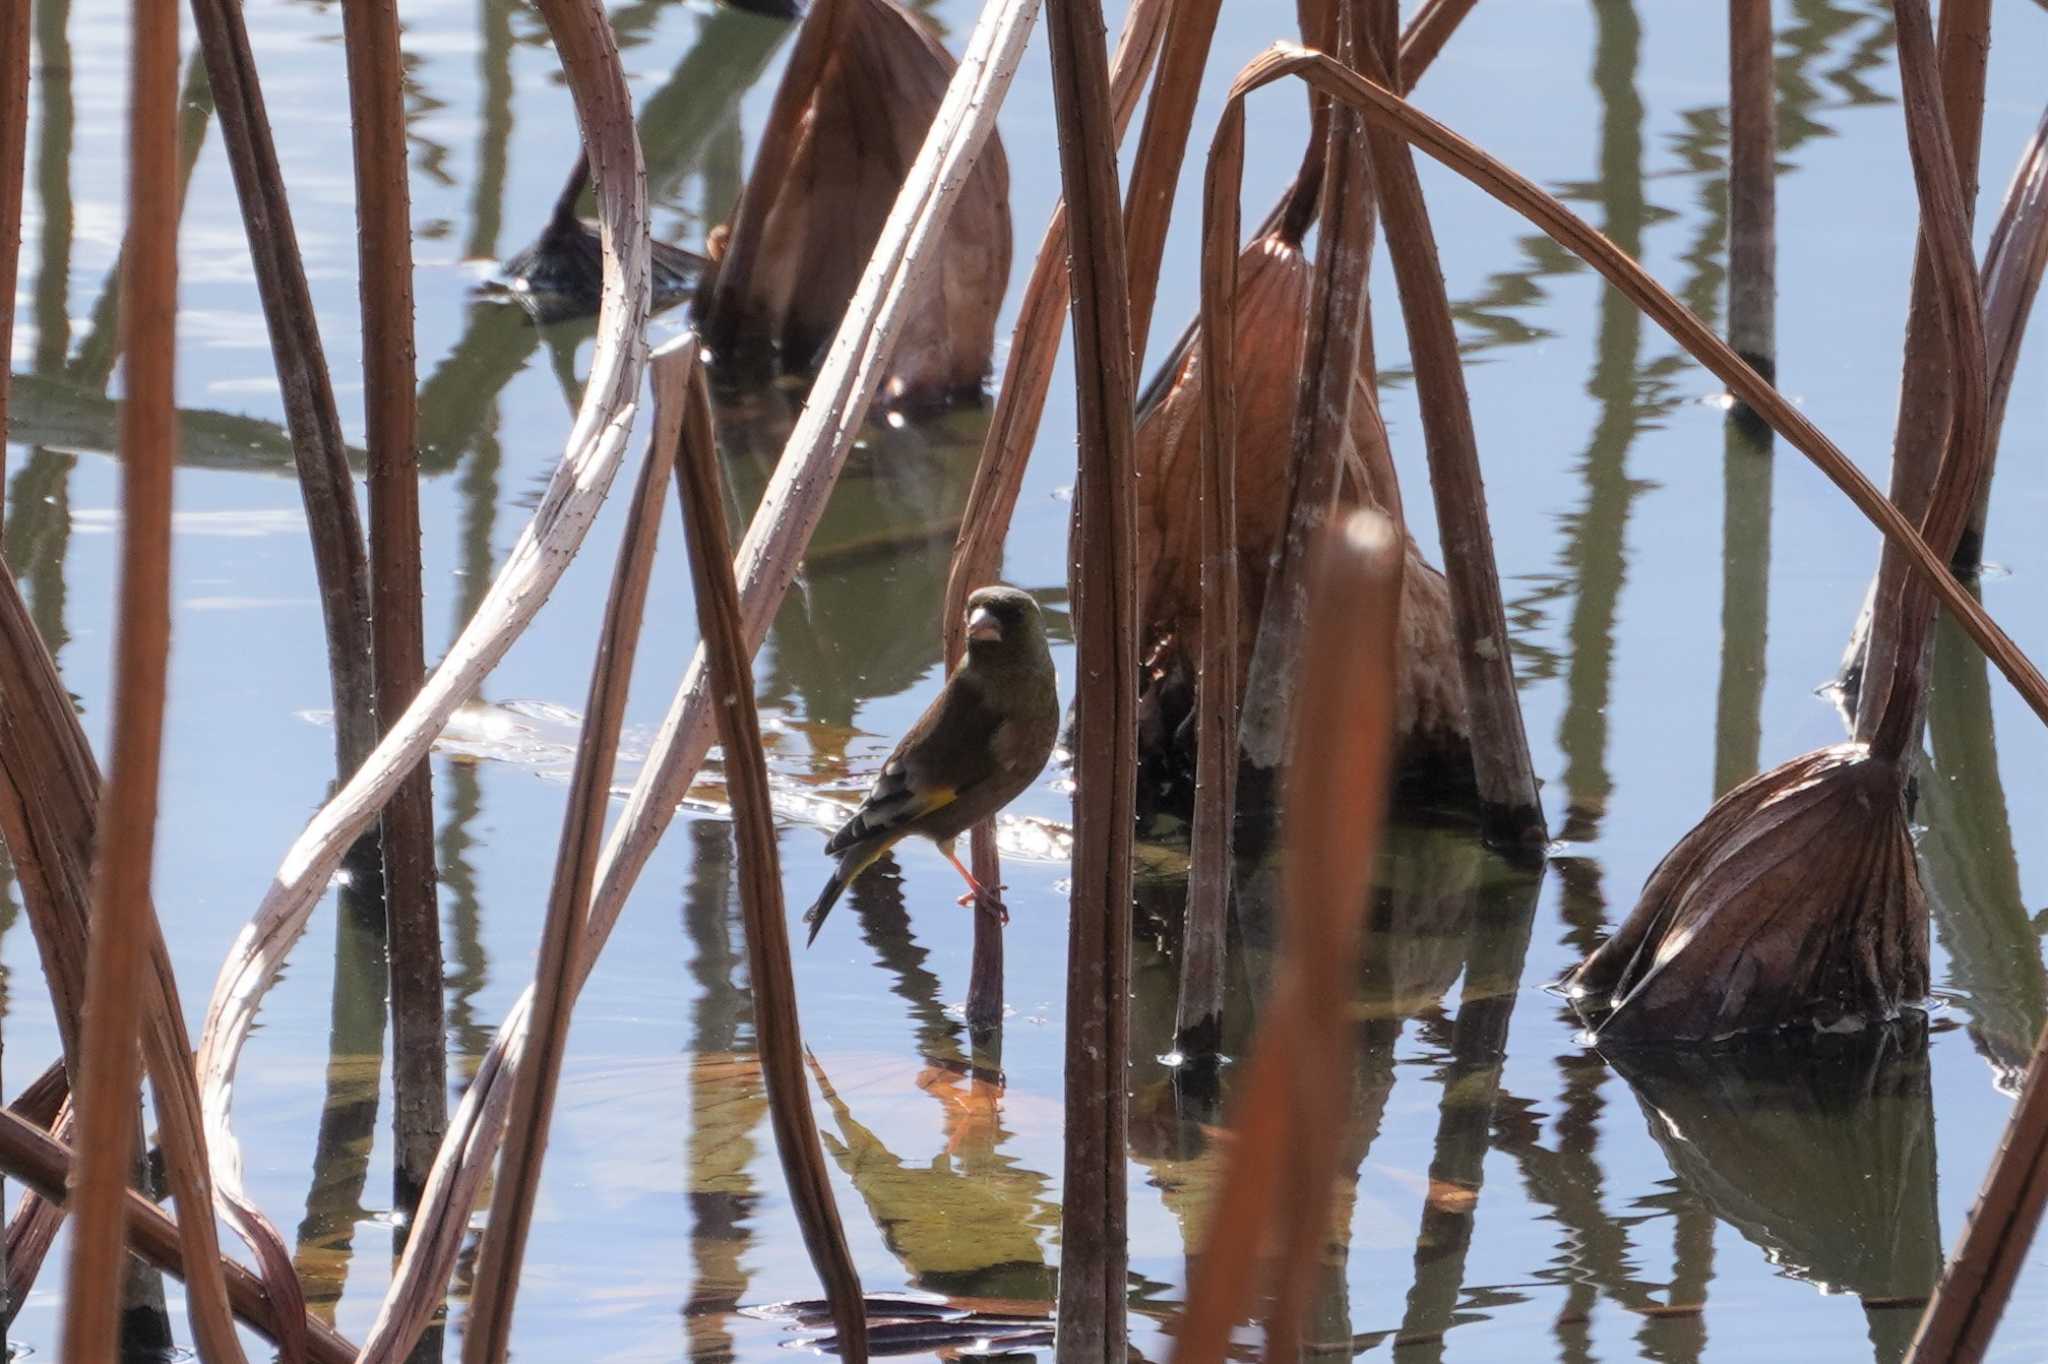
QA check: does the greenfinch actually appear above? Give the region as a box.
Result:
[804,585,1059,946]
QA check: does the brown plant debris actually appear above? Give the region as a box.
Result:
[1133,219,1470,820]
[697,0,1012,407]
[1567,745,1927,1043]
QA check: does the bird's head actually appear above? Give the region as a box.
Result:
[963,585,1047,666]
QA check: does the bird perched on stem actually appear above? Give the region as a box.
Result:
[805,585,1059,946]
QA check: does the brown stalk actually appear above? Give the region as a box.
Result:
[9,1061,65,1127]
[0,0,26,508]
[1395,0,1477,90]
[1235,2,1379,828]
[1355,3,1544,850]
[1045,0,1138,1354]
[1171,510,1401,1364]
[1172,41,1247,1063]
[356,8,1032,1356]
[1121,0,1221,362]
[1961,104,2048,570]
[668,341,869,1361]
[1908,1016,2048,1360]
[357,1004,521,1363]
[59,0,239,1355]
[1855,0,1987,765]
[1854,0,1989,713]
[463,356,675,1363]
[1727,0,1775,380]
[341,0,447,1216]
[186,0,378,778]
[1208,44,2048,732]
[937,0,1166,1032]
[0,1111,356,1364]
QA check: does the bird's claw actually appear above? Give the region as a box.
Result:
[957,886,1009,926]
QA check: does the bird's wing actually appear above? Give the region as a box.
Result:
[824,670,1004,855]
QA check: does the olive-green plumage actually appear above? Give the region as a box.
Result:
[804,585,1059,946]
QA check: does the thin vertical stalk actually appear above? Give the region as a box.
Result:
[1122,0,1228,1064]
[187,0,378,778]
[1045,0,1138,1354]
[1172,511,1401,1364]
[1961,105,2048,571]
[1858,0,1987,765]
[0,0,28,509]
[341,0,446,1215]
[463,368,673,1364]
[1235,2,1379,821]
[1173,73,1245,1063]
[1855,0,1989,725]
[59,0,219,1357]
[939,0,1166,1034]
[1356,3,1545,850]
[1396,0,1477,91]
[1727,0,1775,381]
[1121,0,1221,362]
[667,341,868,1362]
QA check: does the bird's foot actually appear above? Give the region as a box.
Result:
[958,886,1010,926]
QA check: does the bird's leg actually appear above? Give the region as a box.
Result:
[941,844,1009,925]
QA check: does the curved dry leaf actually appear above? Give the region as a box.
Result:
[1137,228,1310,673]
[1570,744,1927,1043]
[700,0,1011,405]
[1134,227,1468,786]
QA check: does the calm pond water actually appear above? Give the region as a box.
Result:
[5,0,2048,1359]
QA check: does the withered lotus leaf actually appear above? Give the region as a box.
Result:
[1568,743,1928,1042]
[697,0,1011,406]
[1132,227,1469,800]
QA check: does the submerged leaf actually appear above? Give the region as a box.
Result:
[698,0,1012,406]
[1568,744,1927,1042]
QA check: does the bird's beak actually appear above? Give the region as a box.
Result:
[966,606,1001,642]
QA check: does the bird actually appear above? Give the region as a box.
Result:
[804,584,1059,946]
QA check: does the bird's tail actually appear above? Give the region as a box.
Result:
[803,868,850,947]
[802,839,890,947]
